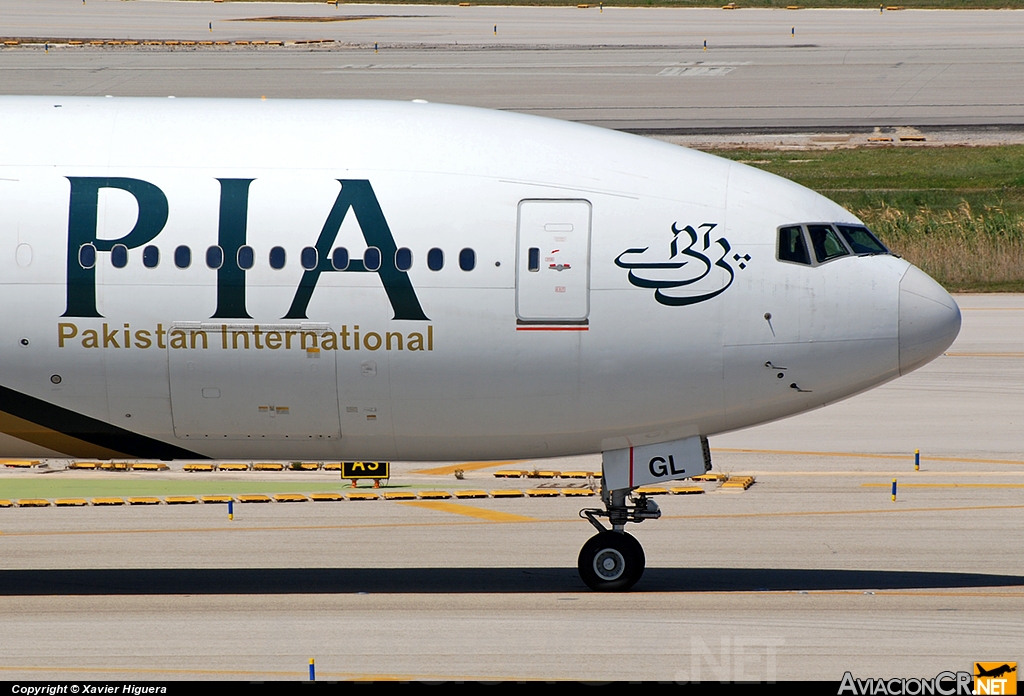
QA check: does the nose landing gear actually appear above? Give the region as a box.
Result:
[578,488,660,591]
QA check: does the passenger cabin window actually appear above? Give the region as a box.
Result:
[808,224,850,263]
[363,247,381,272]
[111,244,129,269]
[269,246,286,270]
[528,247,541,272]
[777,227,810,265]
[301,246,318,270]
[237,246,255,270]
[206,246,223,270]
[459,248,476,271]
[174,245,191,269]
[79,244,97,269]
[427,247,444,271]
[836,224,889,255]
[332,247,349,271]
[395,247,413,272]
[143,245,159,268]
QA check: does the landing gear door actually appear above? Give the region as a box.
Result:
[516,199,592,324]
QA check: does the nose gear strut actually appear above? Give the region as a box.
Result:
[577,487,661,591]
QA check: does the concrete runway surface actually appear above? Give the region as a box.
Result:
[1,1,1024,129]
[0,295,1022,681]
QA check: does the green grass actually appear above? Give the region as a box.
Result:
[715,146,1024,292]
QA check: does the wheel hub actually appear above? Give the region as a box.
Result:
[593,548,626,581]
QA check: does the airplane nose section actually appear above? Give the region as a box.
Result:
[899,265,961,375]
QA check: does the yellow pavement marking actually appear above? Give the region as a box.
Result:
[399,500,536,522]
[862,483,1024,488]
[412,460,523,475]
[712,447,1024,467]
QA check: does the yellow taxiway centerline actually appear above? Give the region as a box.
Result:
[398,500,537,522]
[411,460,524,475]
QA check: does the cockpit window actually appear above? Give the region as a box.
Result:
[836,224,889,255]
[778,226,811,265]
[808,224,850,263]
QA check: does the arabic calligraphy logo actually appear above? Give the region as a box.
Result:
[615,222,747,307]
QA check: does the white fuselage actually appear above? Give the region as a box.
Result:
[0,97,960,461]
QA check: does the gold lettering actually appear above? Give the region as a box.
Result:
[134,330,152,349]
[364,332,381,351]
[170,329,187,350]
[82,329,99,348]
[190,330,208,350]
[58,323,78,348]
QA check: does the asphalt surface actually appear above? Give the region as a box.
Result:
[1,1,1024,130]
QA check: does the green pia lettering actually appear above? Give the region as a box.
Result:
[62,177,428,322]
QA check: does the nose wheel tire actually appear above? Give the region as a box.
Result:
[578,531,646,591]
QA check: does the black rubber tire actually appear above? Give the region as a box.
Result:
[577,531,646,591]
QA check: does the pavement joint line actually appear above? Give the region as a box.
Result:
[4,502,1021,538]
[861,483,1024,488]
[662,503,1024,521]
[640,588,1024,598]
[399,500,538,522]
[712,447,1024,467]
[0,516,547,538]
[0,665,522,680]
[944,352,1024,357]
[0,666,305,677]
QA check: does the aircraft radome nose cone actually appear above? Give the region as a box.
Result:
[899,265,962,375]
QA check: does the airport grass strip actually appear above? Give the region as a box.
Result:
[716,146,1024,292]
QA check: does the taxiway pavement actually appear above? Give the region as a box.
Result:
[1,1,1023,130]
